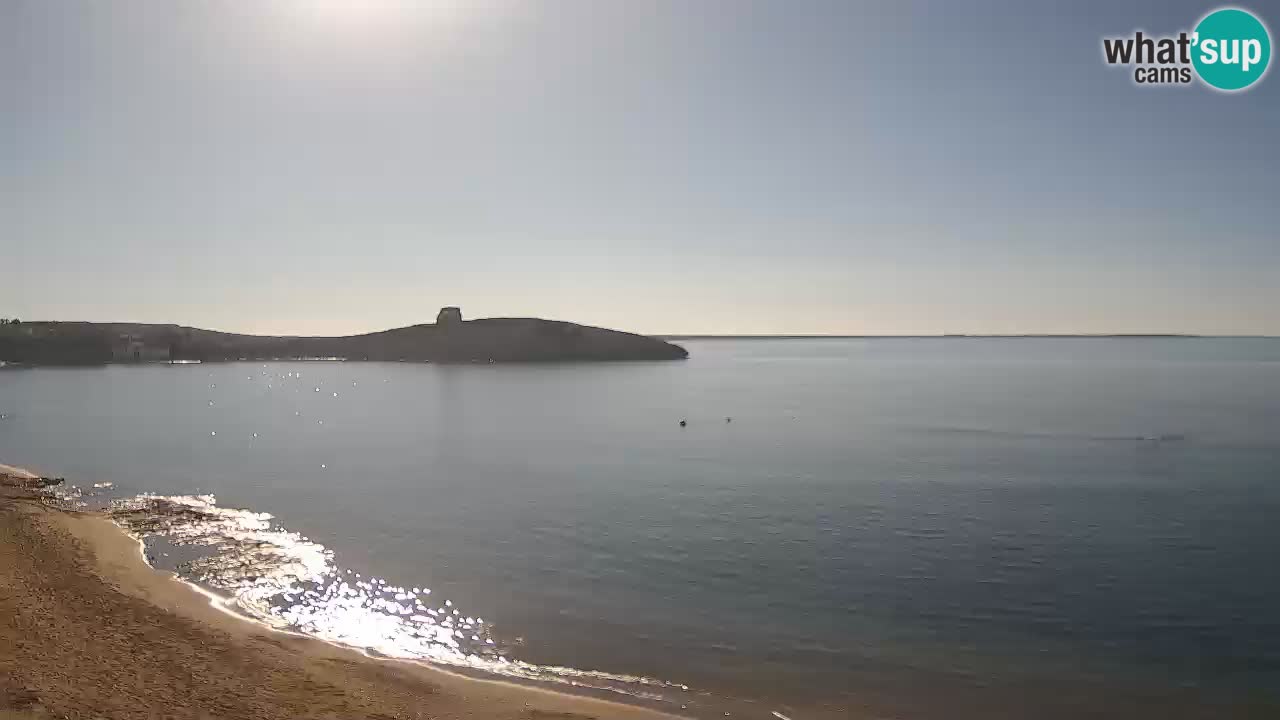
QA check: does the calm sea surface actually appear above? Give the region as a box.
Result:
[3,338,1280,719]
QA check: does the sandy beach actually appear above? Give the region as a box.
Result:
[0,463,685,720]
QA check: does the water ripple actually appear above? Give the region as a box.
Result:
[108,494,690,704]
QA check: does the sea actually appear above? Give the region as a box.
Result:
[2,337,1279,720]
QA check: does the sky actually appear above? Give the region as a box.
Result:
[3,0,1277,336]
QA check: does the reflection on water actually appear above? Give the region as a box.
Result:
[109,493,692,706]
[7,339,1280,719]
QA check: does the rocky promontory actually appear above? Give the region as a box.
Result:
[0,308,688,365]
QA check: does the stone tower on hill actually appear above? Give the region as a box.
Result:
[436,307,462,325]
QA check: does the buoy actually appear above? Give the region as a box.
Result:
[679,419,687,427]
[725,416,732,423]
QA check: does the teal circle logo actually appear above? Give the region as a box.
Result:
[1192,8,1271,91]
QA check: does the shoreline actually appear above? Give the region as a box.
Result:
[0,462,690,720]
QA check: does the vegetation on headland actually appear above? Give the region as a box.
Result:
[0,314,688,365]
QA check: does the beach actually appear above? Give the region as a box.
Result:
[0,463,684,720]
[4,343,1280,720]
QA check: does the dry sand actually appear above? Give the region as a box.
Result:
[0,465,686,720]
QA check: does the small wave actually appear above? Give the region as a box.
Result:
[108,494,689,704]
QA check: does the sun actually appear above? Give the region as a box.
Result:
[294,0,465,31]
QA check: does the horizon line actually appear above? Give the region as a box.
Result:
[7,319,1279,341]
[658,333,1280,340]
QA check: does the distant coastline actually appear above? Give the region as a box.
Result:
[661,333,1207,340]
[0,308,688,365]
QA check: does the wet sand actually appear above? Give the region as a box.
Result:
[7,459,1274,720]
[0,464,685,720]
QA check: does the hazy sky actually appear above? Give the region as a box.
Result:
[4,0,1277,335]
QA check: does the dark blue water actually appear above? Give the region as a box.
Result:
[3,338,1279,719]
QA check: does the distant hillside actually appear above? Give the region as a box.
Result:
[0,311,688,365]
